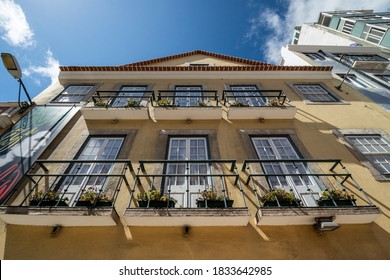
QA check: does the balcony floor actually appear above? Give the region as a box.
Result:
[124,208,250,226]
[256,206,381,225]
[0,206,119,226]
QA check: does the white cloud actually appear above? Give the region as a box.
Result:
[0,0,34,47]
[24,50,60,86]
[246,0,390,64]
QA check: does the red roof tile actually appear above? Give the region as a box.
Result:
[59,65,332,72]
[59,50,333,72]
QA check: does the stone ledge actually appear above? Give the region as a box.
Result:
[0,206,119,227]
[257,206,382,225]
[124,208,250,226]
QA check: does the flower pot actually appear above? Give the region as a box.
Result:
[29,200,68,207]
[75,200,113,207]
[196,199,234,208]
[318,199,355,207]
[138,200,175,208]
[262,200,299,207]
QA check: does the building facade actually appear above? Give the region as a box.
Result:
[0,50,390,259]
[281,45,390,111]
[292,10,390,50]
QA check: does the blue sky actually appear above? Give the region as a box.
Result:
[0,0,389,102]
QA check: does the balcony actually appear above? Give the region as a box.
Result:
[242,159,381,226]
[124,160,250,226]
[222,90,297,120]
[152,90,222,120]
[0,159,133,226]
[80,90,154,120]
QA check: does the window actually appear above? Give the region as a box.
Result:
[112,85,147,107]
[292,84,339,102]
[189,63,210,66]
[341,20,355,34]
[185,62,214,67]
[363,26,386,44]
[337,54,388,65]
[166,137,209,207]
[318,13,331,27]
[59,137,124,205]
[346,135,390,175]
[305,53,326,61]
[175,86,203,106]
[52,85,94,103]
[230,85,266,106]
[337,74,373,88]
[376,75,390,84]
[251,136,322,206]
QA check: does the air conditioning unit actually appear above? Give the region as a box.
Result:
[314,217,340,231]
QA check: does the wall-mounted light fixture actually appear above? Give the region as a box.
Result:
[314,217,340,232]
[1,53,33,109]
[50,225,62,237]
[183,225,190,237]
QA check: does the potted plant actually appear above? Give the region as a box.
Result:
[137,189,176,208]
[94,98,108,107]
[268,98,281,107]
[197,101,208,107]
[318,189,356,207]
[261,189,299,207]
[157,99,172,107]
[230,100,249,107]
[29,190,69,207]
[126,99,140,107]
[196,189,234,208]
[76,187,112,207]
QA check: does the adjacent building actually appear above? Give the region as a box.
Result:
[281,45,390,111]
[292,10,390,50]
[0,50,389,259]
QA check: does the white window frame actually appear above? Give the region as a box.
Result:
[52,85,94,103]
[112,85,148,107]
[60,136,124,205]
[305,53,326,61]
[251,136,323,207]
[230,85,266,106]
[166,137,210,207]
[376,75,390,84]
[291,83,340,103]
[174,85,203,107]
[337,74,373,88]
[346,135,390,175]
[363,25,386,45]
[341,20,355,34]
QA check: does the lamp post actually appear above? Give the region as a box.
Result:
[1,52,33,109]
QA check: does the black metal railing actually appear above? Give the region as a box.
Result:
[242,159,373,208]
[222,90,288,107]
[2,159,133,208]
[88,90,154,108]
[128,159,246,209]
[153,90,220,107]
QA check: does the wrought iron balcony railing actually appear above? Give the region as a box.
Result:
[242,159,374,208]
[222,90,288,107]
[153,90,220,107]
[128,159,246,209]
[1,159,133,208]
[88,90,154,108]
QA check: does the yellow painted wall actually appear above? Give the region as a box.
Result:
[2,67,390,259]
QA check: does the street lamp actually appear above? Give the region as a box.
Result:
[1,52,33,108]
